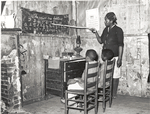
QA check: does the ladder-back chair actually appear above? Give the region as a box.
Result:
[98,59,116,112]
[65,61,99,114]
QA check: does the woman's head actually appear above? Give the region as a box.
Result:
[101,49,114,61]
[105,12,117,27]
[85,49,98,62]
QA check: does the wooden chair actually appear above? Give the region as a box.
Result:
[65,61,99,114]
[98,59,116,112]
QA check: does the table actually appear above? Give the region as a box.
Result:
[44,57,86,99]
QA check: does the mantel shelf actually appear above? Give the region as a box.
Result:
[1,28,22,31]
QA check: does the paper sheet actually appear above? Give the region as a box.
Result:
[86,8,99,32]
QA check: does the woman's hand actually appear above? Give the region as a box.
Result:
[117,58,122,68]
[89,28,102,44]
[89,28,97,33]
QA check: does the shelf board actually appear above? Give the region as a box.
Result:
[1,28,22,31]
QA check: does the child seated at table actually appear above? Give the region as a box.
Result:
[61,49,98,103]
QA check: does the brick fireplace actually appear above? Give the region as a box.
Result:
[1,29,22,112]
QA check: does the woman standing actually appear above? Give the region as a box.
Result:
[89,12,124,98]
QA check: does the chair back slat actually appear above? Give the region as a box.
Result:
[87,81,96,88]
[104,59,115,79]
[105,77,111,82]
[106,60,114,65]
[99,59,115,88]
[87,72,97,78]
[87,62,98,69]
[106,69,113,74]
[84,61,99,91]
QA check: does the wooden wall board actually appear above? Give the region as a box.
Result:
[19,34,76,103]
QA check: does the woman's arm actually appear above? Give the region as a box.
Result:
[117,27,124,67]
[89,28,102,44]
[117,46,124,67]
[95,31,102,44]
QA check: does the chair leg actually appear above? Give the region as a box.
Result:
[97,101,99,113]
[109,96,112,107]
[102,99,106,112]
[102,103,106,112]
[95,105,98,114]
[65,92,69,114]
[65,108,69,114]
[103,108,105,113]
[95,92,98,114]
[78,95,83,112]
[84,95,88,114]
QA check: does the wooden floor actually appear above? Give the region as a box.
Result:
[9,95,150,114]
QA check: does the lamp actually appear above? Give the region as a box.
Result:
[76,35,81,44]
[74,35,83,57]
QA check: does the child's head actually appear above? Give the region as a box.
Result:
[85,49,98,62]
[101,49,114,61]
[105,12,117,26]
